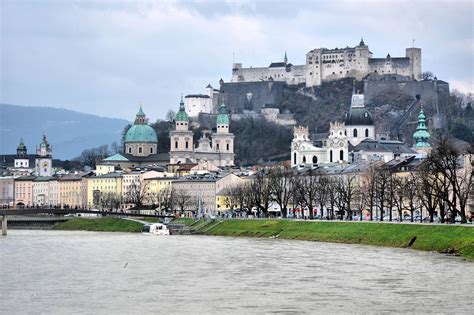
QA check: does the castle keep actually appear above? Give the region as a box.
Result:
[232,39,421,87]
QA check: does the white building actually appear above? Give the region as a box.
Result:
[184,84,220,117]
[291,91,375,167]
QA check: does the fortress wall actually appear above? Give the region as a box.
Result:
[364,79,450,113]
[220,81,287,113]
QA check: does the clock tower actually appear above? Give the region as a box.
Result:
[35,133,53,177]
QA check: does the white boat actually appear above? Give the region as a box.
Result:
[142,223,170,236]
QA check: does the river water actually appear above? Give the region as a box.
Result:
[1,230,473,314]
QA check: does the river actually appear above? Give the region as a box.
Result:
[1,230,473,314]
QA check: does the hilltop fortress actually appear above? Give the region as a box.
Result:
[231,39,422,87]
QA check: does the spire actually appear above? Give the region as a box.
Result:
[134,104,146,124]
[284,50,288,64]
[359,37,365,46]
[175,94,189,122]
[413,107,431,149]
[217,101,230,125]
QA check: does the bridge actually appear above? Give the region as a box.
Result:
[0,208,175,235]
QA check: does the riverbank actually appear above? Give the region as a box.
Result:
[54,218,143,232]
[201,220,474,260]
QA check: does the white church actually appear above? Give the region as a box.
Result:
[291,91,375,167]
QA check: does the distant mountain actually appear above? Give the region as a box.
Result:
[0,104,129,160]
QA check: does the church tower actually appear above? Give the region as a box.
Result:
[35,133,53,177]
[169,96,195,164]
[14,138,29,168]
[211,103,234,166]
[413,108,431,154]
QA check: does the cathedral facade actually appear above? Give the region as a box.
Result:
[170,98,235,168]
[291,91,375,167]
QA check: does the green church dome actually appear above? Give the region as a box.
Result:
[216,103,229,125]
[175,96,189,122]
[124,124,157,143]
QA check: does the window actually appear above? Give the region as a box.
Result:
[226,143,229,151]
[302,156,306,163]
[353,129,358,137]
[175,141,178,149]
[340,150,344,161]
[128,147,132,154]
[293,153,297,164]
[216,143,219,150]
[330,150,333,162]
[185,141,189,149]
[150,147,153,154]
[312,156,317,164]
[365,129,369,137]
[138,147,142,154]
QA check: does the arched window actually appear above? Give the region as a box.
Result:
[340,150,344,161]
[216,143,219,151]
[365,128,369,137]
[330,150,333,162]
[302,156,306,163]
[226,143,229,151]
[353,129,358,137]
[138,147,142,154]
[344,130,347,136]
[128,147,132,154]
[150,147,153,154]
[293,153,297,164]
[185,141,189,149]
[312,156,317,164]
[175,141,178,149]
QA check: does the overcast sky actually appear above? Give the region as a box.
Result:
[1,0,473,121]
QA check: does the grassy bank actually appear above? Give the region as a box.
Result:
[54,218,143,233]
[203,220,474,260]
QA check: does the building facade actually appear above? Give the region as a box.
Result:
[291,91,375,167]
[170,98,235,168]
[35,133,53,177]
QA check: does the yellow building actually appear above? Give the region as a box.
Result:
[144,176,175,206]
[59,172,89,208]
[86,173,123,208]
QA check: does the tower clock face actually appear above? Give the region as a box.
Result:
[43,162,49,168]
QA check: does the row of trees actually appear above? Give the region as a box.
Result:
[222,140,472,223]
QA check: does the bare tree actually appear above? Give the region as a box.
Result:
[335,175,358,220]
[99,192,122,211]
[375,168,392,221]
[173,188,192,215]
[415,162,440,222]
[427,138,473,223]
[362,166,378,221]
[295,168,318,220]
[269,166,294,218]
[124,180,150,208]
[315,173,330,219]
[249,170,273,217]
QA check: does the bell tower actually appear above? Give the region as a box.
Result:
[169,96,195,164]
[35,133,53,177]
[211,103,234,166]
